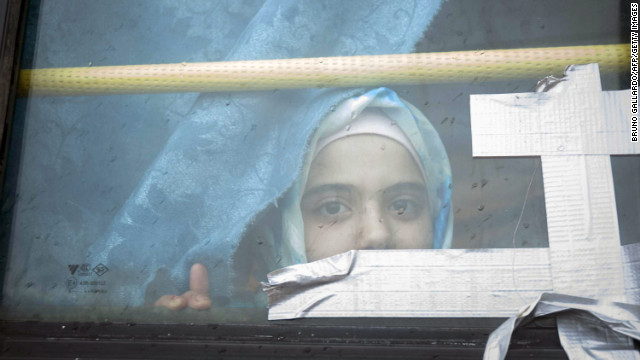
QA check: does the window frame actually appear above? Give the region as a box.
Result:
[1,318,568,359]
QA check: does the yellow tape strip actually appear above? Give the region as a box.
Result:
[18,44,629,97]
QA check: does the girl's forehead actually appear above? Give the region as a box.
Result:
[315,133,404,159]
[305,134,425,190]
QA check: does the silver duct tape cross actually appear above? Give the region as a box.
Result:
[470,63,639,301]
[472,64,640,360]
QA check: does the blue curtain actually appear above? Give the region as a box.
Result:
[5,0,444,309]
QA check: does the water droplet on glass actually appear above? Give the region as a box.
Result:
[477,204,485,211]
[330,105,336,112]
[345,125,351,131]
[557,145,565,151]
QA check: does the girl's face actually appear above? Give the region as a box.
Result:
[301,133,433,262]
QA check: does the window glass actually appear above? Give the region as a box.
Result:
[612,155,640,246]
[1,0,633,324]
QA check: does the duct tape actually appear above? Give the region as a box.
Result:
[263,244,639,320]
[470,89,638,156]
[622,242,640,305]
[483,293,640,360]
[264,249,552,320]
[471,64,636,302]
[473,64,640,359]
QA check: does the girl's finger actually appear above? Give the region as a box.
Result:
[154,294,188,310]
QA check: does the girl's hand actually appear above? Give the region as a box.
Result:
[154,263,211,310]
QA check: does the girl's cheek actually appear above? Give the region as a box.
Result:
[321,223,358,256]
[305,234,328,262]
[389,218,431,248]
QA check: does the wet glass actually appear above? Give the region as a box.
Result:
[0,0,634,325]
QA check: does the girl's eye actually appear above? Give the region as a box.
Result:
[388,198,422,219]
[319,201,349,217]
[389,199,411,215]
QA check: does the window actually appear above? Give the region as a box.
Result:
[0,0,636,357]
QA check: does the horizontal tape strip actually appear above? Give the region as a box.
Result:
[470,90,639,156]
[265,245,639,320]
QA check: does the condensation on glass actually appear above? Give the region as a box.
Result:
[0,0,633,324]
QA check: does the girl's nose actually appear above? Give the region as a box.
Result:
[357,202,393,250]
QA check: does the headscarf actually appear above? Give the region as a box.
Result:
[277,87,453,267]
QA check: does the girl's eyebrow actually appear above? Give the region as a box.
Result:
[301,183,354,201]
[384,182,428,195]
